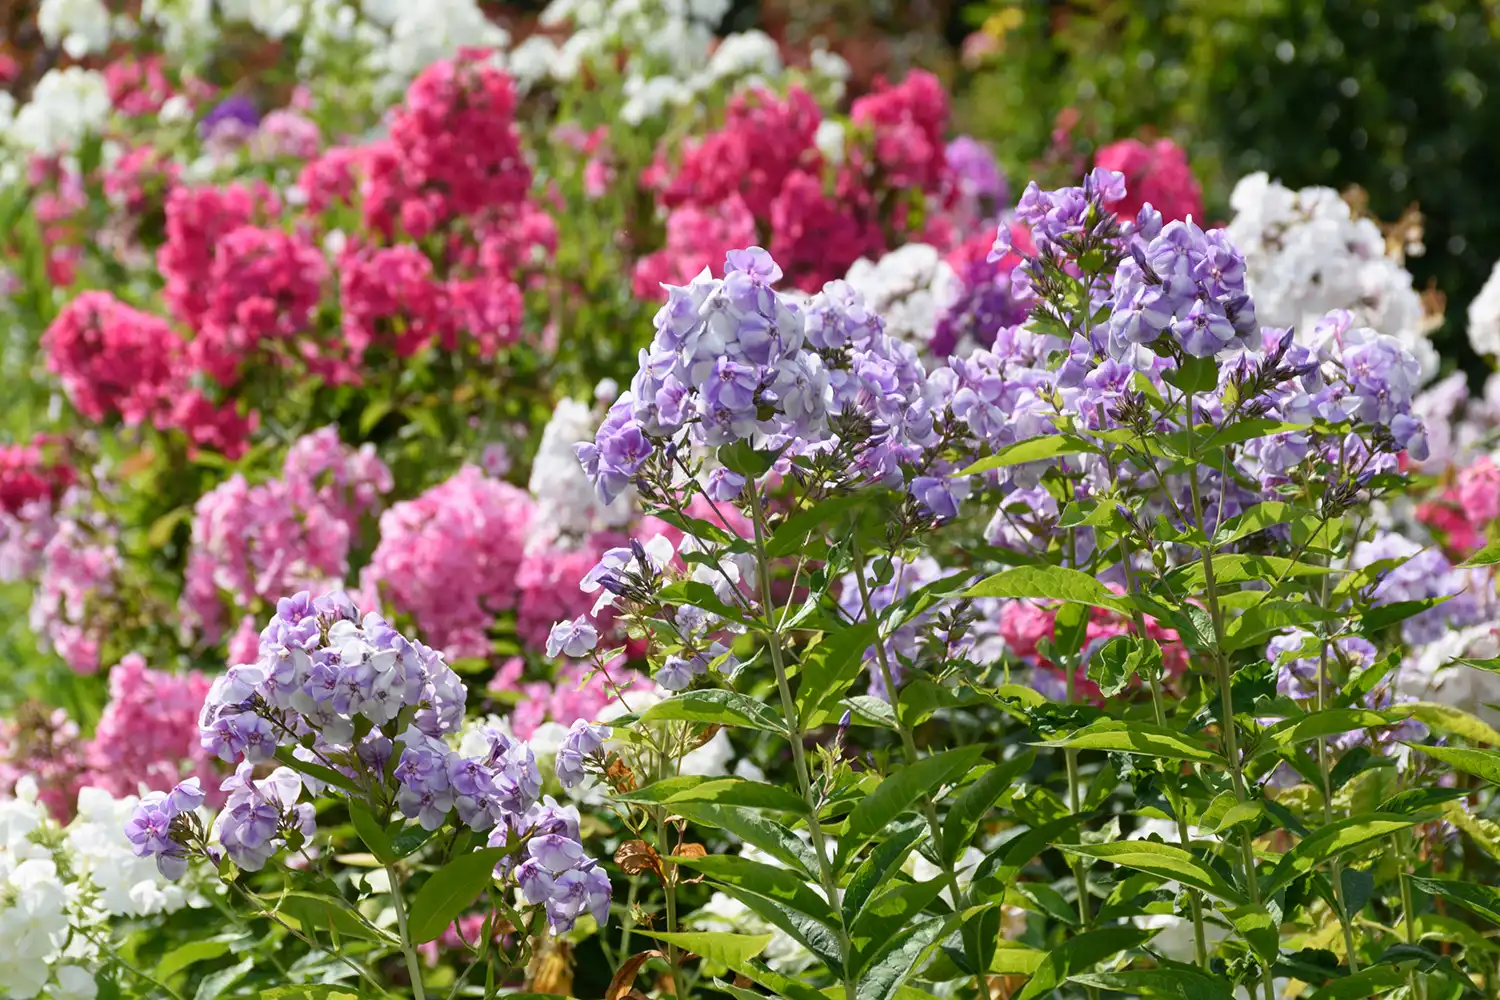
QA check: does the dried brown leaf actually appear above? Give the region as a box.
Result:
[615,839,662,877]
[606,950,662,1000]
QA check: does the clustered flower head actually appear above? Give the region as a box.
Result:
[181,428,392,647]
[1094,137,1203,225]
[361,465,535,659]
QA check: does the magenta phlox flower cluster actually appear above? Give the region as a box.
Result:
[1095,137,1204,225]
[181,429,392,646]
[31,512,119,675]
[362,466,534,659]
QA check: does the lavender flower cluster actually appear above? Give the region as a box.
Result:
[126,590,612,935]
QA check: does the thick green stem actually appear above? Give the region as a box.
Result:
[385,863,428,1000]
[748,483,857,1000]
[851,556,993,1000]
[655,738,688,1000]
[1313,580,1361,973]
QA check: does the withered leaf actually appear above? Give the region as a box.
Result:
[615,839,663,877]
[605,949,663,1000]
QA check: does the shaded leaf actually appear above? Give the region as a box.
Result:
[639,689,788,735]
[1014,925,1159,1000]
[407,847,507,943]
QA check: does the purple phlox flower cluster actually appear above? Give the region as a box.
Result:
[579,534,676,615]
[992,168,1127,266]
[546,616,599,659]
[491,796,611,934]
[214,762,314,871]
[578,247,830,504]
[1352,532,1490,646]
[393,724,541,832]
[580,246,975,520]
[837,556,978,701]
[945,136,1009,213]
[125,777,205,879]
[1106,216,1259,363]
[554,720,610,789]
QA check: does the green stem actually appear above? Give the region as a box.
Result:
[748,482,857,1000]
[385,863,428,1000]
[655,736,688,1000]
[1116,531,1210,969]
[1314,581,1361,973]
[851,553,993,1000]
[1183,421,1277,1000]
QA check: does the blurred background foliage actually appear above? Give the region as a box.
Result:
[950,0,1500,379]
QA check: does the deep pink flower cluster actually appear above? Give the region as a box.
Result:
[1094,137,1203,224]
[180,428,392,645]
[996,597,1188,704]
[159,182,282,332]
[0,436,75,516]
[104,55,177,117]
[81,653,220,802]
[849,70,952,191]
[637,74,960,296]
[1417,455,1500,557]
[361,465,535,659]
[103,145,181,216]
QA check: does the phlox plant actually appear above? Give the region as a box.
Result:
[550,173,1500,1000]
[127,590,611,1000]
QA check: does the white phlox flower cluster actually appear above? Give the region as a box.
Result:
[5,68,111,158]
[1228,172,1437,379]
[528,396,638,545]
[36,0,114,58]
[844,244,959,348]
[0,780,201,999]
[1467,259,1500,362]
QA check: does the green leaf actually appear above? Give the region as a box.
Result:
[1460,539,1500,567]
[655,580,758,627]
[719,440,784,478]
[407,846,506,943]
[1033,721,1222,764]
[1406,743,1500,784]
[727,959,830,1000]
[669,801,818,877]
[634,930,772,967]
[959,434,1094,475]
[688,875,843,971]
[274,746,360,794]
[1262,814,1423,894]
[1212,502,1314,548]
[672,854,840,929]
[1398,702,1500,746]
[1304,965,1409,999]
[798,621,879,726]
[277,891,388,944]
[843,822,926,925]
[1061,840,1246,903]
[1248,709,1397,760]
[837,745,988,868]
[966,565,1131,612]
[765,494,866,558]
[941,752,1036,864]
[989,943,1047,975]
[1163,355,1219,395]
[156,939,232,981]
[359,398,394,435]
[1377,786,1471,815]
[348,802,395,863]
[639,689,789,735]
[257,989,361,1000]
[1360,596,1454,634]
[1226,903,1279,964]
[1167,554,1334,590]
[1410,876,1500,925]
[854,913,952,1000]
[849,881,949,978]
[617,775,808,814]
[1013,925,1159,1000]
[390,825,436,859]
[1224,600,1341,652]
[1071,967,1234,1000]
[843,694,898,730]
[1086,636,1161,698]
[193,958,255,1000]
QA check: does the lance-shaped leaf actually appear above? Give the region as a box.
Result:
[638,689,788,735]
[848,880,950,979]
[1410,877,1500,925]
[668,800,818,877]
[1406,743,1500,784]
[1261,814,1424,895]
[1072,967,1235,1000]
[407,847,508,943]
[837,745,987,869]
[797,620,879,726]
[854,913,953,1000]
[1060,840,1246,904]
[1033,720,1222,764]
[941,751,1035,865]
[965,565,1133,613]
[1247,709,1397,760]
[1014,925,1160,1000]
[842,821,926,926]
[960,434,1095,475]
[633,930,772,967]
[616,775,809,814]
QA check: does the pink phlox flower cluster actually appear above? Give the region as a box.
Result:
[103,145,181,216]
[105,55,176,116]
[632,196,758,301]
[31,512,120,674]
[363,466,536,659]
[516,540,611,654]
[0,435,75,583]
[81,653,220,803]
[1094,137,1204,225]
[193,223,336,386]
[849,70,952,193]
[180,429,392,645]
[0,704,85,820]
[250,109,322,161]
[1417,454,1500,558]
[159,182,282,333]
[43,292,179,425]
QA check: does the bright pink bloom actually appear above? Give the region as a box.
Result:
[1094,137,1203,223]
[158,182,281,331]
[515,541,608,653]
[1457,456,1500,525]
[43,292,180,425]
[632,196,758,299]
[850,70,951,192]
[363,466,535,659]
[31,518,119,675]
[769,169,884,291]
[105,55,174,116]
[81,653,220,802]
